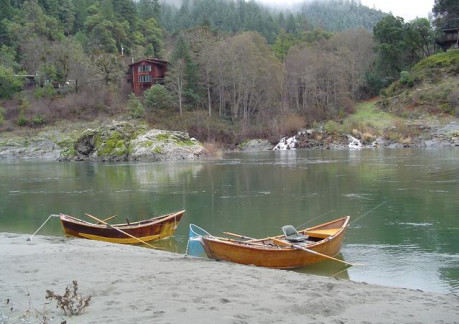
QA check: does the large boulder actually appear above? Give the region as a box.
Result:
[64,120,207,162]
[129,129,207,161]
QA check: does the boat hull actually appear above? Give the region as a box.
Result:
[60,210,184,244]
[201,216,349,269]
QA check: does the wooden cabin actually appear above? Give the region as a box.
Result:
[127,58,168,95]
[436,18,459,51]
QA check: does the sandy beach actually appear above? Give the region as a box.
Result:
[1,232,458,324]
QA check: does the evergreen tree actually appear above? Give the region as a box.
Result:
[273,29,294,61]
[137,0,160,20]
[113,0,137,31]
[373,15,407,79]
[433,0,459,25]
[72,0,88,32]
[168,34,201,111]
[0,65,23,98]
[59,0,76,36]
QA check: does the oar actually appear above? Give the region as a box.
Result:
[98,215,117,224]
[270,237,355,267]
[85,213,161,250]
[223,232,256,240]
[217,237,274,248]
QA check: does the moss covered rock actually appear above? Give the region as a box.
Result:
[66,121,207,162]
[129,129,207,161]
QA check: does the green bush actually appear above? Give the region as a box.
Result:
[31,114,46,126]
[324,120,341,134]
[0,107,4,125]
[144,84,173,110]
[399,70,414,87]
[127,93,144,118]
[17,110,27,126]
[34,86,45,99]
[0,65,23,99]
[44,84,56,98]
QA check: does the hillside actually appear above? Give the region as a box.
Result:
[379,51,459,117]
[160,0,388,42]
[299,0,387,32]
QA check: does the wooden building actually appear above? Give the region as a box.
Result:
[436,18,459,51]
[127,58,168,95]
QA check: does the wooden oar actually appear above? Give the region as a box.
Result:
[85,213,161,250]
[217,237,275,248]
[270,237,355,267]
[98,215,117,224]
[223,232,256,240]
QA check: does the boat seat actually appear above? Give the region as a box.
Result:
[282,225,309,242]
[304,229,338,239]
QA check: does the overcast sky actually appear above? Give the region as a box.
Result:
[257,0,434,21]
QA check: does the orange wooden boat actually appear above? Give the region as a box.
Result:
[196,216,350,269]
[59,210,184,244]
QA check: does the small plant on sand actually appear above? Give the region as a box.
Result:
[2,296,52,324]
[46,280,91,316]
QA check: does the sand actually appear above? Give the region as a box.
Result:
[0,232,458,324]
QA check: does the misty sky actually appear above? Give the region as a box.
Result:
[258,0,434,21]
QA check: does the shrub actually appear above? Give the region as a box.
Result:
[45,280,91,316]
[144,84,173,110]
[0,107,4,125]
[399,70,414,87]
[449,89,459,116]
[127,93,144,118]
[0,65,23,99]
[34,84,57,99]
[31,114,46,127]
[17,110,27,126]
[324,120,341,134]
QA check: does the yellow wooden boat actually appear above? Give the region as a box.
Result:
[59,210,185,244]
[194,216,350,269]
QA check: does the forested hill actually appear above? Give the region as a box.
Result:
[300,0,386,32]
[159,0,387,43]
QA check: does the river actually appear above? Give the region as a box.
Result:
[1,148,458,294]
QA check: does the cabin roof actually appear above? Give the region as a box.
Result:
[129,58,168,66]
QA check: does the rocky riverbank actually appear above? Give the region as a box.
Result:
[1,117,458,160]
[0,120,208,161]
[239,118,459,151]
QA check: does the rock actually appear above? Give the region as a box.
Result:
[0,136,61,160]
[65,121,207,162]
[0,120,208,162]
[129,129,207,161]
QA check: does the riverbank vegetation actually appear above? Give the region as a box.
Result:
[0,0,457,148]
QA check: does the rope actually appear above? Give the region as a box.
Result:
[351,201,387,224]
[27,214,60,241]
[295,209,336,230]
[189,224,211,237]
[185,224,211,256]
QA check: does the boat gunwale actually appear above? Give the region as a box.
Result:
[59,210,185,230]
[202,216,350,252]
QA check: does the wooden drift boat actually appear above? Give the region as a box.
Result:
[198,216,350,269]
[59,210,185,244]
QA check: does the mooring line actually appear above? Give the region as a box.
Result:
[350,201,387,225]
[27,214,60,241]
[295,209,336,230]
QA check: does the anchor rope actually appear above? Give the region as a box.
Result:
[351,201,387,224]
[27,214,60,241]
[184,224,211,256]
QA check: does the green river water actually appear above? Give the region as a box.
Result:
[1,148,458,294]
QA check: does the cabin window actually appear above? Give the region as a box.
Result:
[139,75,152,83]
[138,65,152,72]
